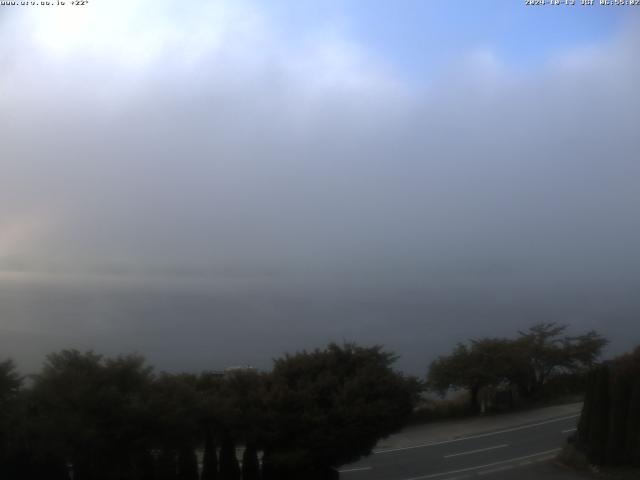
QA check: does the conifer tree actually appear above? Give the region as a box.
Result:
[219,432,240,480]
[177,447,199,480]
[606,371,632,465]
[201,430,218,480]
[241,443,260,480]
[587,364,610,465]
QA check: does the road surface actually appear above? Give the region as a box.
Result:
[339,411,581,480]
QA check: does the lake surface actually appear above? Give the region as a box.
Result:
[1,270,637,375]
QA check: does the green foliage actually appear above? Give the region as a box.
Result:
[265,343,421,471]
[427,323,608,411]
[149,372,201,449]
[215,370,269,443]
[1,342,420,478]
[514,323,608,398]
[28,350,157,479]
[409,392,471,423]
[0,359,22,403]
[427,339,515,412]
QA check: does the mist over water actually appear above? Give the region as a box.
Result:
[1,268,638,375]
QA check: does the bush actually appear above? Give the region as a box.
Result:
[409,392,470,424]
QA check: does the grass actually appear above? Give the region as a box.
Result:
[408,391,471,424]
[408,390,584,426]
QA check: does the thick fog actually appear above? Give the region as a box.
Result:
[1,2,639,374]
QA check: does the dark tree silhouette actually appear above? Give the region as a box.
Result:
[576,346,640,467]
[264,343,420,476]
[514,323,607,398]
[177,447,198,480]
[241,443,260,480]
[427,323,608,410]
[157,449,178,480]
[0,342,421,479]
[201,429,218,480]
[428,339,514,412]
[0,359,21,403]
[218,431,240,480]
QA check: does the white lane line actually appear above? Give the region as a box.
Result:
[562,428,577,433]
[532,455,556,463]
[375,414,578,454]
[478,465,514,475]
[399,448,562,480]
[338,466,372,473]
[443,444,509,458]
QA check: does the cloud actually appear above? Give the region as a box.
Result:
[1,2,639,282]
[0,3,639,371]
[1,0,410,275]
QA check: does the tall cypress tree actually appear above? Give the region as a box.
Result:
[241,443,260,480]
[260,450,275,480]
[157,449,178,480]
[219,432,240,480]
[626,375,640,466]
[201,430,218,480]
[576,368,596,449]
[135,451,156,480]
[587,365,610,465]
[177,447,199,480]
[606,371,632,465]
[576,348,640,468]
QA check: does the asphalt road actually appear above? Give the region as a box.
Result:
[339,413,580,480]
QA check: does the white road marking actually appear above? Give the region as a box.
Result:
[400,448,562,480]
[375,414,579,454]
[443,444,509,458]
[338,466,372,473]
[477,465,514,475]
[532,455,556,463]
[562,428,577,433]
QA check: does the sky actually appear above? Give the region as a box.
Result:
[1,1,639,374]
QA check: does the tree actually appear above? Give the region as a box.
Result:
[0,359,21,403]
[0,359,24,479]
[1,342,421,479]
[575,346,640,467]
[177,446,199,480]
[241,443,260,480]
[627,372,640,467]
[157,449,178,480]
[264,343,421,476]
[514,323,607,398]
[427,339,515,413]
[428,324,608,409]
[201,429,218,480]
[197,369,266,480]
[218,431,240,480]
[28,350,156,480]
[150,373,202,450]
